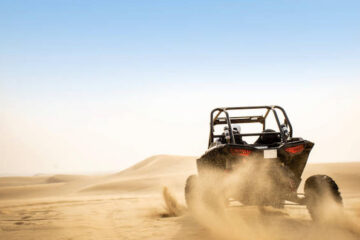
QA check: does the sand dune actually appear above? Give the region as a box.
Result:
[116,154,196,177]
[0,155,359,239]
[81,155,197,195]
[0,176,50,187]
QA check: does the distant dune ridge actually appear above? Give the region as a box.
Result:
[0,155,196,200]
[0,155,359,200]
[115,154,196,177]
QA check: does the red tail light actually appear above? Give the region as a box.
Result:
[285,144,305,154]
[230,148,252,156]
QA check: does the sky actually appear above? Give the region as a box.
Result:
[0,0,359,175]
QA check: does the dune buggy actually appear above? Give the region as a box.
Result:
[185,106,342,220]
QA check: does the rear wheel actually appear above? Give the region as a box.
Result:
[185,174,227,212]
[185,175,198,210]
[304,175,342,221]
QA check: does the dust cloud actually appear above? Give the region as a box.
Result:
[164,160,360,240]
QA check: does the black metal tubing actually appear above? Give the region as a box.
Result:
[213,132,281,138]
[209,106,293,147]
[209,108,235,145]
[273,105,293,137]
[272,108,284,141]
[214,115,265,124]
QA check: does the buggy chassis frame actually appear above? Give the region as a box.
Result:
[209,106,293,147]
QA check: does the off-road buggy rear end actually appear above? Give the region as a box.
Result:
[185,106,342,220]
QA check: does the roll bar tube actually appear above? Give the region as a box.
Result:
[208,106,293,147]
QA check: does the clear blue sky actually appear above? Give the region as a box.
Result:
[1,0,359,90]
[0,1,359,175]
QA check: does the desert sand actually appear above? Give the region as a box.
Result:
[0,155,359,240]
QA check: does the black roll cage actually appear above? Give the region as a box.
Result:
[208,106,293,147]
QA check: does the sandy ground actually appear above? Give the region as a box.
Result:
[1,155,360,240]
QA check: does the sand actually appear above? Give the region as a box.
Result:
[0,155,359,239]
